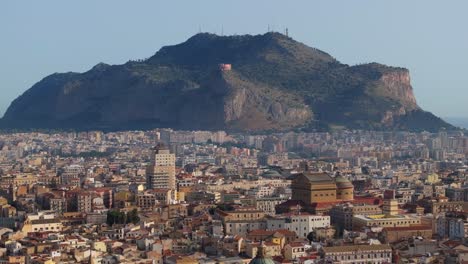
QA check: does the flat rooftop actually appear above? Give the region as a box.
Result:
[353,214,420,221]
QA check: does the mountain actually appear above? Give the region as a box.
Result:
[443,117,468,129]
[1,32,454,132]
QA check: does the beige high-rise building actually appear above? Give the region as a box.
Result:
[382,199,399,216]
[146,144,176,190]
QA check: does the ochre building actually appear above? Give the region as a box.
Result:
[291,173,353,204]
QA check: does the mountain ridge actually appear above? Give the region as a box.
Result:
[0,32,454,132]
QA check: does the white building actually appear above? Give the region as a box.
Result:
[266,214,331,238]
[248,186,276,198]
[286,214,331,238]
[60,164,85,186]
[255,197,288,216]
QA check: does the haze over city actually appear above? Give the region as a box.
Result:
[2,2,468,264]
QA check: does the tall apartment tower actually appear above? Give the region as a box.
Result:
[382,189,399,216]
[146,143,176,190]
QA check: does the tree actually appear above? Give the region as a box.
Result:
[107,210,127,226]
[216,204,235,212]
[107,210,117,225]
[127,209,140,224]
[307,231,315,243]
[117,212,126,224]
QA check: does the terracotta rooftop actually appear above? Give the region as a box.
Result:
[383,225,432,231]
[322,244,391,253]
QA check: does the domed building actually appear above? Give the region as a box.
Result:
[261,170,282,178]
[249,242,274,264]
[335,175,354,201]
[291,172,354,205]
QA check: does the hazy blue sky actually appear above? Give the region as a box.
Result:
[2,1,467,118]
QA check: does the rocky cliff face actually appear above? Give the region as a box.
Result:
[373,69,418,126]
[0,33,453,132]
[378,69,418,110]
[219,71,312,131]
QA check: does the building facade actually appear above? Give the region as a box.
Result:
[146,144,176,190]
[321,244,392,264]
[291,173,353,204]
[330,203,382,231]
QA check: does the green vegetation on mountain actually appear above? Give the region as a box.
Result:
[0,32,454,132]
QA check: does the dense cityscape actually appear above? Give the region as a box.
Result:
[0,128,467,263]
[5,1,468,263]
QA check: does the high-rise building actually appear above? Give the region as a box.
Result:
[146,144,176,190]
[77,191,93,213]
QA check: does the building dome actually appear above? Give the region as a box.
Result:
[249,256,275,264]
[335,176,353,189]
[262,170,281,178]
[335,176,354,201]
[249,242,275,264]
